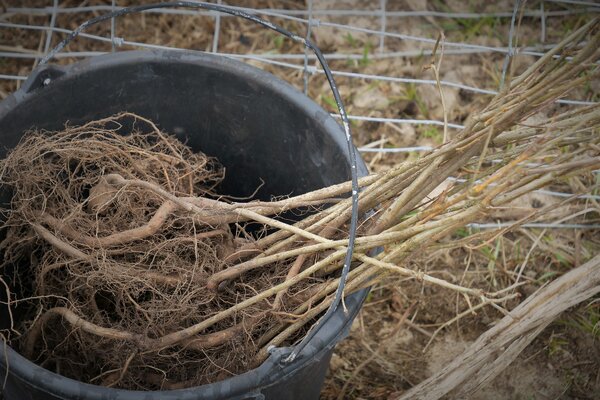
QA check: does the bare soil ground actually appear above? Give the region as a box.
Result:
[1,0,599,398]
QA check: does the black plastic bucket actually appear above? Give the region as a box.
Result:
[0,50,369,399]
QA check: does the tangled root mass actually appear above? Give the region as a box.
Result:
[0,113,311,389]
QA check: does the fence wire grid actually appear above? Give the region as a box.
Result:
[0,0,599,231]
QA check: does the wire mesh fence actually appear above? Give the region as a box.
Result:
[1,0,599,231]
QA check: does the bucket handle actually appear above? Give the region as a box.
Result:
[40,1,360,364]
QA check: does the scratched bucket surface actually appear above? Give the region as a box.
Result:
[0,50,369,400]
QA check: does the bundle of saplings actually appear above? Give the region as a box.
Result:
[1,20,598,390]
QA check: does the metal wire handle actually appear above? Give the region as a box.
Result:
[40,1,360,364]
